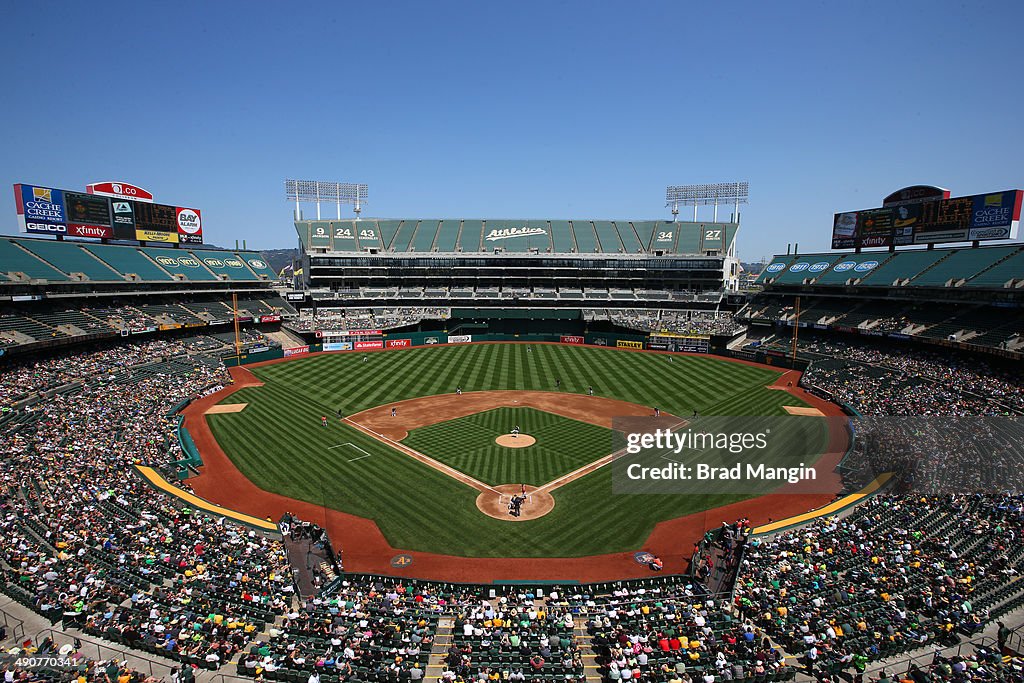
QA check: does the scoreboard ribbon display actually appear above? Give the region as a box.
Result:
[13,182,204,244]
[833,189,1022,248]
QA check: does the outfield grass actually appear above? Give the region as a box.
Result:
[207,344,826,557]
[402,406,612,486]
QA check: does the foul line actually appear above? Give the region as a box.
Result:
[342,418,502,495]
[134,466,277,532]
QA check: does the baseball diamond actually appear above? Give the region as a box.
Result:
[194,342,843,573]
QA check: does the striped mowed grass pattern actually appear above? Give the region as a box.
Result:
[402,407,611,486]
[250,343,806,417]
[207,344,822,557]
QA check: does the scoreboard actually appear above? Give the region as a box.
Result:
[648,333,710,353]
[14,182,203,244]
[833,189,1022,249]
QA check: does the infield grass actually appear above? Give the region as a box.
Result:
[402,406,611,486]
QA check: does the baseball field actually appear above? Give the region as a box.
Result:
[201,343,834,559]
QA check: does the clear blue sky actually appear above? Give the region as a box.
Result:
[1,1,1021,260]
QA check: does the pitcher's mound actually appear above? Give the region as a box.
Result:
[476,484,555,521]
[495,434,536,448]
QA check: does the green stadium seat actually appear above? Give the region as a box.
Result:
[549,221,575,252]
[857,249,947,286]
[909,246,1020,287]
[614,221,643,253]
[390,219,418,251]
[593,221,623,252]
[436,220,461,251]
[377,220,402,250]
[0,238,70,281]
[459,220,484,252]
[571,220,598,253]
[411,219,440,252]
[964,247,1024,288]
[85,243,174,280]
[18,238,122,281]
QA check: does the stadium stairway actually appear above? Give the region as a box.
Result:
[425,617,454,679]
[573,615,602,683]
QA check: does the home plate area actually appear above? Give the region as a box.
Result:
[494,433,536,448]
[476,484,555,521]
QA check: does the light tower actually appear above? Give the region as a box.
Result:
[285,179,369,220]
[666,182,749,222]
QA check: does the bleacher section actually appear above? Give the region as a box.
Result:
[0,237,278,284]
[759,246,1024,290]
[0,295,297,352]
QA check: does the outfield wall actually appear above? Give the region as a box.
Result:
[224,331,663,366]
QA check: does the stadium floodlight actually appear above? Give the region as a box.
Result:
[666,182,749,221]
[285,179,369,219]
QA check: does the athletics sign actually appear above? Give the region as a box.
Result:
[484,226,547,241]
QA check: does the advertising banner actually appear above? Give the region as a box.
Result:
[134,202,180,243]
[136,228,179,243]
[283,345,310,357]
[176,207,203,244]
[617,340,643,349]
[248,345,270,354]
[323,342,353,351]
[110,200,137,239]
[354,340,384,350]
[15,184,68,235]
[87,181,154,203]
[447,335,473,344]
[63,191,113,238]
[259,315,282,323]
[560,335,584,345]
[386,338,411,348]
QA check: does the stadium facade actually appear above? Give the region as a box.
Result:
[293,217,742,306]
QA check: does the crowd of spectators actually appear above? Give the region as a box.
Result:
[794,338,1024,416]
[0,347,292,673]
[800,339,1024,412]
[294,307,449,332]
[0,337,235,407]
[735,494,1024,677]
[605,310,743,336]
